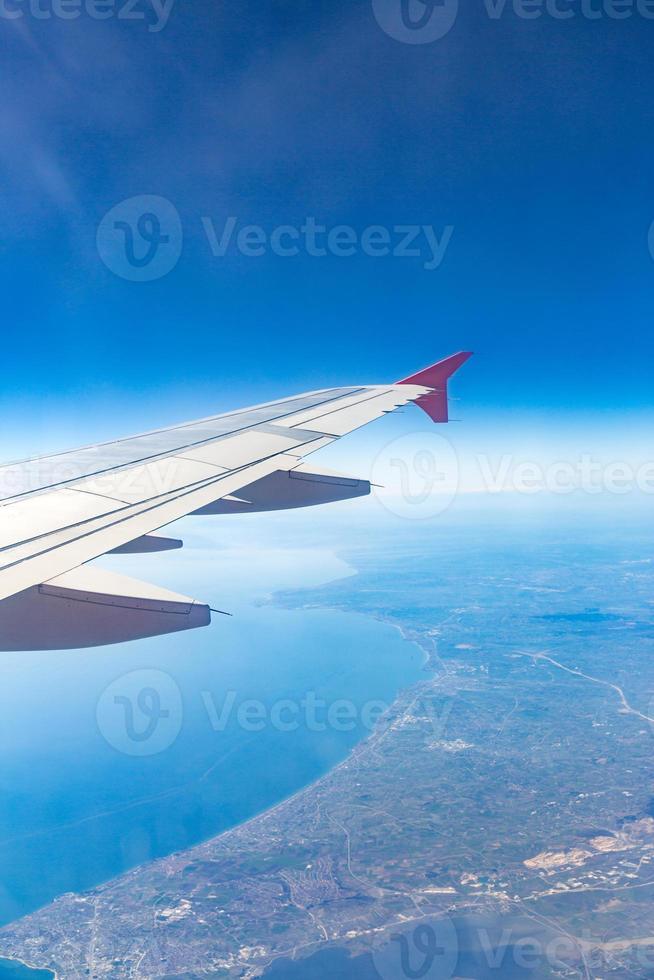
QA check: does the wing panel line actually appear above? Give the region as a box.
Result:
[0,388,367,505]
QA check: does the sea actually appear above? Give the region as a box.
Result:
[0,511,426,943]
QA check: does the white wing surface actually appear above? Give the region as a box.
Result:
[0,353,471,649]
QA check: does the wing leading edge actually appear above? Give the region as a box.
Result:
[0,353,471,649]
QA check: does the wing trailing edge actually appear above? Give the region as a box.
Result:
[193,464,370,515]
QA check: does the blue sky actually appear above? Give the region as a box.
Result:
[1,0,653,462]
[2,0,654,921]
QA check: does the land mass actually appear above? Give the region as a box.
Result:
[2,528,654,978]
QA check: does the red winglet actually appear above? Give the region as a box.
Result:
[396,351,473,423]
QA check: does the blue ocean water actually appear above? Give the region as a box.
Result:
[0,961,53,980]
[0,526,425,926]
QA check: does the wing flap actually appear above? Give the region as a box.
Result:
[0,566,210,651]
[108,534,183,554]
[194,464,370,515]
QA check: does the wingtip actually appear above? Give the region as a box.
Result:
[395,350,473,387]
[396,350,472,424]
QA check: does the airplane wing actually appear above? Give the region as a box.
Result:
[0,352,472,650]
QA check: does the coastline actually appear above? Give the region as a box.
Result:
[0,548,433,976]
[0,956,56,979]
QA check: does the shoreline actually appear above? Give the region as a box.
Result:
[0,955,57,979]
[0,549,433,975]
